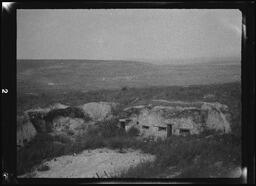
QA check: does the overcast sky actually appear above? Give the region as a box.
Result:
[17,9,242,64]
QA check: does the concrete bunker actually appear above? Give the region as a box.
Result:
[121,101,231,139]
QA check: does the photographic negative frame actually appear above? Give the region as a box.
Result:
[1,1,255,184]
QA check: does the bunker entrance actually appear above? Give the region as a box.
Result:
[120,121,126,129]
[167,124,172,137]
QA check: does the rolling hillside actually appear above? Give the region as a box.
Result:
[17,59,241,95]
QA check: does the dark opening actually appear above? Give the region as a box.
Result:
[142,125,149,129]
[167,125,172,137]
[120,121,125,129]
[158,127,166,131]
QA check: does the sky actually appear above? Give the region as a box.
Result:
[17,9,242,64]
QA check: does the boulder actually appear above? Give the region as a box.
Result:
[79,102,117,121]
[201,102,231,133]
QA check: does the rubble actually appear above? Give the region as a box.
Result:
[17,102,117,149]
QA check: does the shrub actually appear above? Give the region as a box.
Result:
[127,126,140,137]
[117,161,158,178]
[97,119,125,138]
[121,86,128,91]
[52,133,73,144]
[111,104,124,117]
[105,137,125,149]
[118,134,241,178]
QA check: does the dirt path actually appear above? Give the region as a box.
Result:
[26,148,155,178]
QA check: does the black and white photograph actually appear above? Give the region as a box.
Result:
[1,2,254,183]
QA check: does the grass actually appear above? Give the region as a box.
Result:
[17,82,240,115]
[17,82,241,177]
[17,120,241,177]
[117,134,241,178]
[17,133,68,174]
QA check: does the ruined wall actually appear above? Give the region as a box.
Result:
[124,101,232,138]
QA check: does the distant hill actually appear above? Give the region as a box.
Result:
[17,59,241,94]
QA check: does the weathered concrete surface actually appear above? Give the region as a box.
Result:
[22,148,155,178]
[123,101,231,138]
[79,102,117,121]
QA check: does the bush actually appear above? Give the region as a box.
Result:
[52,133,73,144]
[97,119,125,138]
[127,126,140,137]
[121,86,128,91]
[118,134,241,178]
[17,133,67,175]
[105,137,125,149]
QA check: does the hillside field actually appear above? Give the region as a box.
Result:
[17,60,241,178]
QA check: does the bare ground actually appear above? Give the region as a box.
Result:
[21,148,155,178]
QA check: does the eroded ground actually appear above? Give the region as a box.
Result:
[21,148,155,178]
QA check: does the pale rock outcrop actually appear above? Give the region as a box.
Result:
[201,102,231,133]
[79,102,117,121]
